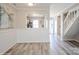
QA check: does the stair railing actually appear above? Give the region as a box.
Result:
[64,7,79,35]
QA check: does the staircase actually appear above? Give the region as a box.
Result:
[64,4,79,39]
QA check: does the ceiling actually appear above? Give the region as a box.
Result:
[13,3,75,12]
[13,3,74,8]
[50,3,75,16]
[12,3,75,16]
[13,3,50,9]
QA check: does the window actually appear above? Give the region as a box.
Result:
[33,20,39,28]
[26,16,47,28]
[0,6,12,28]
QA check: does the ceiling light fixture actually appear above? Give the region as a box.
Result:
[28,3,33,6]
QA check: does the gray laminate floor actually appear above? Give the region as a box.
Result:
[4,41,79,55]
[4,43,50,55]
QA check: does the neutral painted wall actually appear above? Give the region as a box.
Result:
[0,29,16,54]
[50,3,74,17]
[16,29,49,43]
[15,7,50,43]
[0,4,17,54]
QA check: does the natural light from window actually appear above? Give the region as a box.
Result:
[33,20,39,28]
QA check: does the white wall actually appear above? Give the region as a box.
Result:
[17,29,49,43]
[0,29,16,54]
[15,6,50,43]
[50,3,74,17]
[0,4,17,54]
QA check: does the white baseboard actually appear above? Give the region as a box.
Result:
[17,41,50,43]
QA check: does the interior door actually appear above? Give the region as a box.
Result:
[57,16,61,38]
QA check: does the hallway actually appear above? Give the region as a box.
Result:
[0,3,79,55]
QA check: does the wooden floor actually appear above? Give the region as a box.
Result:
[4,40,79,55]
[4,43,50,55]
[52,40,79,55]
[62,41,79,55]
